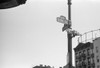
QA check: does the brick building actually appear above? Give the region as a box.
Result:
[74,29,100,68]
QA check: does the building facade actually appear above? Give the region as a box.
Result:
[74,42,94,68]
[74,29,100,68]
[93,38,100,68]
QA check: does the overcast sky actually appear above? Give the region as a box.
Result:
[0,0,100,68]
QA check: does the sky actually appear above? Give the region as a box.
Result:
[0,0,100,68]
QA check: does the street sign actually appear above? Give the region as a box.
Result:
[57,15,72,31]
[66,28,72,34]
[62,24,69,31]
[57,17,64,23]
[57,17,68,24]
[56,16,68,24]
[62,20,72,31]
[65,29,82,37]
[60,15,66,20]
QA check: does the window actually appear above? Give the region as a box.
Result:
[83,53,86,60]
[79,52,81,61]
[87,57,91,65]
[76,65,78,68]
[97,65,100,68]
[92,63,95,68]
[96,56,99,63]
[79,65,81,68]
[91,53,94,58]
[87,48,90,56]
[96,46,99,53]
[88,66,91,68]
[76,53,79,60]
[97,59,99,62]
[76,61,78,65]
[79,52,81,55]
[83,65,86,68]
[83,50,85,53]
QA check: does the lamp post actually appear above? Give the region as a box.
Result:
[56,0,81,68]
[67,0,72,68]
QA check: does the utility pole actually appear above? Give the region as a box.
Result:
[67,0,72,68]
[56,0,81,68]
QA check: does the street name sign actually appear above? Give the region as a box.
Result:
[56,15,68,24]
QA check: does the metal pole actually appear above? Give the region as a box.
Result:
[67,0,72,68]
